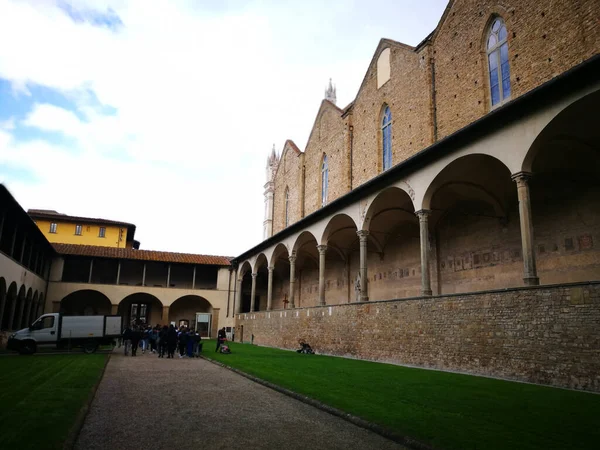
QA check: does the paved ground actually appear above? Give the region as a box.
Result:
[75,349,407,450]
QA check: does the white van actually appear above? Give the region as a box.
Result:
[7,313,122,355]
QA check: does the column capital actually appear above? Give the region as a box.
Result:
[356,230,369,240]
[267,266,274,273]
[317,244,328,254]
[511,171,533,184]
[251,272,258,279]
[415,209,432,220]
[288,254,297,264]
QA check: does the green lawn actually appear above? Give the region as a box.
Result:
[0,354,107,450]
[204,340,600,450]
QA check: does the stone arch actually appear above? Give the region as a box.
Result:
[522,88,600,174]
[119,292,163,327]
[170,295,214,335]
[252,253,269,311]
[360,187,420,300]
[237,260,252,280]
[61,290,112,316]
[269,243,291,310]
[422,154,512,211]
[292,230,319,307]
[520,88,600,284]
[426,154,518,294]
[270,243,290,267]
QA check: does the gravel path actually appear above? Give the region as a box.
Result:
[75,350,407,450]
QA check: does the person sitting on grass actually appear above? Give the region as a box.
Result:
[216,327,227,352]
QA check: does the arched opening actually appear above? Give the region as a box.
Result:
[2,282,17,330]
[270,243,290,310]
[362,187,418,300]
[29,292,39,324]
[253,253,269,311]
[321,214,358,303]
[238,261,253,313]
[60,290,112,316]
[11,286,26,330]
[293,231,319,307]
[170,295,214,336]
[425,154,516,294]
[0,278,6,330]
[119,293,163,327]
[523,89,600,283]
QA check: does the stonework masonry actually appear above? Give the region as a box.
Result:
[266,0,600,231]
[237,282,600,392]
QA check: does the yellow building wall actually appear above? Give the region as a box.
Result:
[34,220,126,248]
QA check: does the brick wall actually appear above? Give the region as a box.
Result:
[236,282,600,392]
[350,43,433,188]
[303,102,348,216]
[433,0,600,139]
[273,143,304,234]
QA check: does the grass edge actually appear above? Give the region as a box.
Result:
[200,354,437,450]
[62,353,111,450]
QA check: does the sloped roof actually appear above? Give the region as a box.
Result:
[28,209,135,228]
[53,243,231,266]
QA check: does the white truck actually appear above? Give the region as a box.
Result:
[7,313,122,355]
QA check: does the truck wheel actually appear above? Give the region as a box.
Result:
[19,341,36,355]
[83,341,98,354]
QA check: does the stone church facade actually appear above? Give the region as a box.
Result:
[234,0,600,391]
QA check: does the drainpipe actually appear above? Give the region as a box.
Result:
[349,125,354,190]
[226,266,232,318]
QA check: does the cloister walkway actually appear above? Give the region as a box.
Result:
[75,350,406,450]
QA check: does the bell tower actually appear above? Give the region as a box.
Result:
[263,144,280,240]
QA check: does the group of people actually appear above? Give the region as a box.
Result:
[122,324,204,358]
[121,324,230,358]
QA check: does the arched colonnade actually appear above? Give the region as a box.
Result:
[234,87,600,313]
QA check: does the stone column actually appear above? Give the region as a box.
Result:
[142,263,147,286]
[235,277,243,314]
[250,272,257,312]
[192,266,197,289]
[162,306,170,324]
[10,227,17,258]
[267,266,274,311]
[416,210,433,296]
[111,304,118,315]
[317,245,328,306]
[211,308,220,338]
[512,172,539,286]
[288,253,297,308]
[356,231,369,301]
[166,264,171,288]
[116,261,121,285]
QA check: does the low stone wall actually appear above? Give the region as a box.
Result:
[236,282,600,392]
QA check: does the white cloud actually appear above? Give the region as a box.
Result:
[0,0,447,256]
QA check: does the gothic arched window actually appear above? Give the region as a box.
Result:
[487,17,510,107]
[382,105,392,171]
[284,187,289,227]
[321,154,329,207]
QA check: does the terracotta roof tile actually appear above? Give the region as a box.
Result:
[53,243,231,266]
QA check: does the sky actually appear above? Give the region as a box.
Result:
[0,0,448,257]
